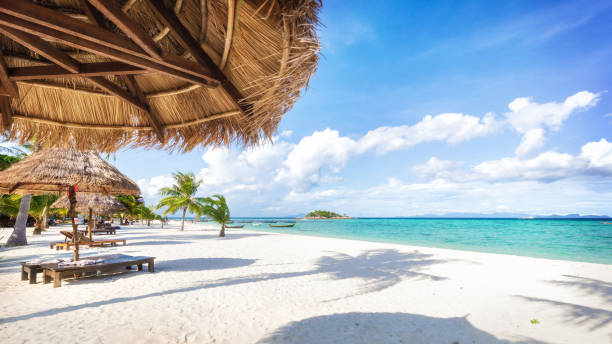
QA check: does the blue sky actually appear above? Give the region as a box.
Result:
[115,0,612,217]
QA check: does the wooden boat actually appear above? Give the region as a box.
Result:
[270,223,295,228]
[603,222,612,225]
[225,225,244,228]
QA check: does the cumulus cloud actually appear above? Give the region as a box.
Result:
[275,129,358,191]
[475,139,612,182]
[505,91,600,156]
[580,139,612,174]
[359,112,498,154]
[506,91,599,132]
[137,175,174,197]
[412,157,464,180]
[515,128,546,156]
[134,91,607,216]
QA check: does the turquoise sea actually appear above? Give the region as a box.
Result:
[209,218,612,265]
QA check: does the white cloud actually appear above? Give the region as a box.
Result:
[134,92,609,216]
[275,129,358,191]
[359,112,498,154]
[475,139,612,182]
[280,130,293,137]
[506,91,599,133]
[137,175,174,198]
[475,152,578,182]
[515,128,546,157]
[504,91,600,157]
[580,138,612,173]
[413,157,464,180]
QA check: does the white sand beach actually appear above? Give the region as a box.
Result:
[1,222,611,344]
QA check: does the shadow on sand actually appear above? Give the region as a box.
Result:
[160,257,257,271]
[255,312,546,344]
[546,275,612,304]
[0,249,449,324]
[515,295,612,330]
[511,274,612,331]
[315,249,447,297]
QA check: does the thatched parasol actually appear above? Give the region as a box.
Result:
[0,147,139,260]
[0,0,321,152]
[53,193,126,214]
[52,193,126,240]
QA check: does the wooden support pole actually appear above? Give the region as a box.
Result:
[147,0,250,115]
[0,25,81,73]
[124,75,165,141]
[0,3,219,86]
[0,95,12,131]
[88,208,93,241]
[86,0,163,60]
[0,49,18,97]
[9,62,148,80]
[68,186,79,261]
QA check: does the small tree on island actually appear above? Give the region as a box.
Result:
[200,194,230,237]
[157,172,207,231]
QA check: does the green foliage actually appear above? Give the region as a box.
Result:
[200,194,230,236]
[0,154,21,171]
[305,210,346,218]
[156,172,207,230]
[200,195,230,225]
[28,194,60,229]
[530,319,540,324]
[117,195,141,221]
[0,194,21,218]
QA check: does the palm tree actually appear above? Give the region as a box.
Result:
[117,195,141,225]
[28,194,60,234]
[3,139,34,246]
[0,194,20,218]
[157,172,206,231]
[138,204,158,227]
[200,194,230,237]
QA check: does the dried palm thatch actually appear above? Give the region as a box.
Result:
[0,147,140,195]
[52,193,127,214]
[0,0,321,152]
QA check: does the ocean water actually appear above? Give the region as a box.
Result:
[216,218,612,265]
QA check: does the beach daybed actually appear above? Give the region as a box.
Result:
[51,231,126,251]
[91,227,117,235]
[41,254,154,288]
[20,261,43,284]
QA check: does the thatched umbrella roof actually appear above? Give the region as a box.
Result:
[0,147,140,195]
[0,0,321,152]
[52,193,127,214]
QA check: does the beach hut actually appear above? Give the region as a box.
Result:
[0,0,321,152]
[0,148,140,260]
[52,193,127,240]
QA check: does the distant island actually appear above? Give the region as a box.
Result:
[303,210,350,219]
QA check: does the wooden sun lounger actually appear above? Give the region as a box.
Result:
[51,231,126,250]
[40,254,154,288]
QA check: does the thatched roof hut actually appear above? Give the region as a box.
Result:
[52,193,127,214]
[0,0,321,152]
[0,147,140,195]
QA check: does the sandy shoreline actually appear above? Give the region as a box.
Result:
[1,221,611,343]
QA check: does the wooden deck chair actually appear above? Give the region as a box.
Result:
[52,231,126,251]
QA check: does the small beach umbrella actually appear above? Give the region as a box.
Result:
[52,193,127,240]
[0,0,321,153]
[0,147,140,260]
